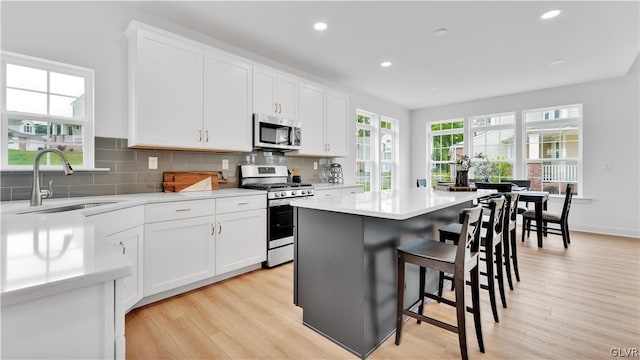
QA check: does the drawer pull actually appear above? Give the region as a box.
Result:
[175,208,191,212]
[237,202,249,206]
[119,241,126,255]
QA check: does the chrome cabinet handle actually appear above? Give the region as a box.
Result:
[175,208,191,212]
[211,224,215,236]
[205,130,209,143]
[274,103,278,113]
[119,241,126,255]
[198,129,202,142]
[237,202,249,206]
[278,103,282,114]
[327,143,331,152]
[218,221,222,235]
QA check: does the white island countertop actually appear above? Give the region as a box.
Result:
[291,188,493,220]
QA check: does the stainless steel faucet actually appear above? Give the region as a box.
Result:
[30,149,74,206]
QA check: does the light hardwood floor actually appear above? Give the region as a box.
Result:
[126,229,640,359]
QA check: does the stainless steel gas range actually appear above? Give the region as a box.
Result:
[239,165,314,267]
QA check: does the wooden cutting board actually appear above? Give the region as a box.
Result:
[163,171,228,192]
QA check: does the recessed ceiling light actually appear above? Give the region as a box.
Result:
[548,59,567,66]
[313,22,328,31]
[541,9,562,20]
[380,61,392,68]
[433,28,448,36]
[430,86,440,91]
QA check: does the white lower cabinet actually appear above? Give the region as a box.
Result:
[1,281,122,359]
[108,226,144,310]
[87,206,144,312]
[144,215,215,296]
[216,209,267,275]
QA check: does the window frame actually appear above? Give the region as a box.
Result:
[355,109,398,192]
[379,116,397,190]
[427,118,465,185]
[1,51,95,170]
[356,110,377,192]
[469,111,516,182]
[522,104,583,196]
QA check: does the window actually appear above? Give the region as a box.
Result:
[469,112,515,182]
[2,52,94,170]
[355,110,397,192]
[380,118,396,190]
[523,104,582,195]
[428,118,464,184]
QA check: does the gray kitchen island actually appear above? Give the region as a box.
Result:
[291,188,490,358]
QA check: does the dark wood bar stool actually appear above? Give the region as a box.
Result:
[522,183,575,248]
[438,197,507,322]
[503,192,520,288]
[395,207,484,360]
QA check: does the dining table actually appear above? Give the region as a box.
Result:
[518,191,550,248]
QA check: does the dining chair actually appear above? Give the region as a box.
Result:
[512,180,532,215]
[503,192,521,288]
[522,184,574,248]
[437,197,507,322]
[396,206,484,360]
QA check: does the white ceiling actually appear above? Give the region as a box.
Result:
[122,1,639,110]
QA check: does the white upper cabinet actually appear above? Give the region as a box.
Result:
[296,81,349,157]
[298,81,325,155]
[325,91,349,157]
[127,21,252,151]
[203,49,253,151]
[253,66,298,120]
[128,27,203,148]
[127,21,348,154]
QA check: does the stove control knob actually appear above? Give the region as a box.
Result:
[281,192,286,197]
[273,192,279,198]
[291,190,297,196]
[302,190,307,195]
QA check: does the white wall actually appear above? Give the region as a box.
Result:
[411,72,640,237]
[1,1,411,189]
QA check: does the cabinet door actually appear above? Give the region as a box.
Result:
[298,81,326,155]
[132,29,203,148]
[277,74,299,120]
[253,67,278,115]
[216,209,266,275]
[314,189,342,198]
[326,91,349,157]
[144,216,215,296]
[204,50,253,151]
[107,226,144,311]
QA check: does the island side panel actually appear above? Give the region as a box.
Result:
[295,207,366,356]
[362,201,470,355]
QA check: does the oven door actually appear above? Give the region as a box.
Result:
[268,199,295,248]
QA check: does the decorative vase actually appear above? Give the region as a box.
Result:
[455,170,469,187]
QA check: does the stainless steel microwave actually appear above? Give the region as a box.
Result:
[253,113,301,151]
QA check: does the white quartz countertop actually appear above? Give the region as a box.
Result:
[311,183,363,190]
[0,188,266,306]
[291,188,493,220]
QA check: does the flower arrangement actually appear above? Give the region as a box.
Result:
[453,154,473,170]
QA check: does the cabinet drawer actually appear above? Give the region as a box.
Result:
[216,195,266,214]
[145,199,214,223]
[88,206,144,237]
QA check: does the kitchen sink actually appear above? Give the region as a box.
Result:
[17,201,121,214]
